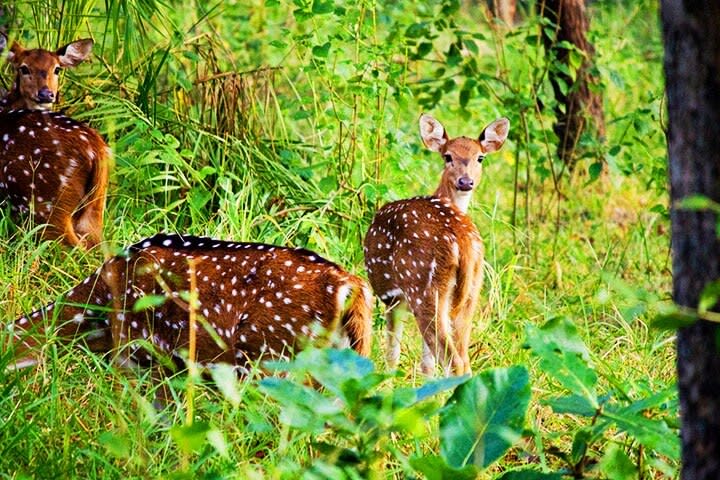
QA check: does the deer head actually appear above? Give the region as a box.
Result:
[6,38,93,110]
[420,114,509,212]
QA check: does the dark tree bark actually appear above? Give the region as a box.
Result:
[662,1,720,478]
[540,0,605,171]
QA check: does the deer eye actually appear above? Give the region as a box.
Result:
[54,66,61,75]
[477,155,485,163]
[443,154,453,163]
[19,65,30,75]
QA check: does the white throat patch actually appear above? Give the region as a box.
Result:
[453,191,472,213]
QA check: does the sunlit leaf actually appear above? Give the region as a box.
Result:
[440,366,530,469]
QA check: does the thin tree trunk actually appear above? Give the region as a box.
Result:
[487,0,517,26]
[540,0,605,172]
[662,1,720,478]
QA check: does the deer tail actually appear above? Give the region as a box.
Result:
[339,275,373,356]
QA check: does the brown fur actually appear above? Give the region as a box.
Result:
[0,111,110,247]
[3,39,93,111]
[8,234,373,372]
[363,114,508,376]
[0,39,109,248]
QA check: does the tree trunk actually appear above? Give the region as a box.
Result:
[662,1,720,478]
[487,0,517,26]
[539,0,605,172]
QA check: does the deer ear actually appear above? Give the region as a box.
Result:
[8,40,23,65]
[479,117,509,154]
[419,114,448,152]
[57,38,93,67]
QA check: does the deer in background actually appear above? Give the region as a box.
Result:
[7,234,373,374]
[0,38,110,248]
[364,114,509,376]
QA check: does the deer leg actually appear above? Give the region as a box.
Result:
[74,209,102,247]
[41,210,81,246]
[385,303,404,370]
[413,291,463,377]
[421,341,436,376]
[451,258,484,375]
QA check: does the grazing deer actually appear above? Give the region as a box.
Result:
[0,38,110,248]
[364,114,509,376]
[7,234,373,374]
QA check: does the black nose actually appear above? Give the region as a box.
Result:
[37,87,55,103]
[456,176,474,191]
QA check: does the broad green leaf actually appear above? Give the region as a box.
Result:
[259,377,343,433]
[571,428,591,464]
[415,42,433,58]
[699,280,720,313]
[603,407,680,460]
[653,307,696,330]
[311,0,334,14]
[406,22,430,39]
[98,431,131,459]
[198,166,216,179]
[415,375,470,404]
[619,385,677,416]
[587,162,603,183]
[598,445,637,480]
[319,175,338,194]
[525,318,598,407]
[525,317,590,360]
[270,348,383,405]
[439,366,530,469]
[170,422,211,454]
[312,42,331,59]
[543,394,597,416]
[409,455,478,480]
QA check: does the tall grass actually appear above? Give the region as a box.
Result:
[0,0,674,477]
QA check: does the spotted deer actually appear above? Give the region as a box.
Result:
[7,234,373,374]
[0,38,110,248]
[364,114,509,376]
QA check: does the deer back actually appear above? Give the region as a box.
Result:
[364,196,483,308]
[0,110,108,220]
[9,234,372,372]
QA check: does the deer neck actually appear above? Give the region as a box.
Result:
[3,80,51,111]
[3,89,32,111]
[433,180,473,214]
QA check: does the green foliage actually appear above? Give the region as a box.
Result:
[260,348,529,478]
[522,318,678,478]
[440,366,530,469]
[259,348,456,477]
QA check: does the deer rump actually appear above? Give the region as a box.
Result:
[10,234,372,372]
[0,109,109,245]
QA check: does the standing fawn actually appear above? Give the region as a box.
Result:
[364,114,509,376]
[7,234,373,374]
[0,38,110,248]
